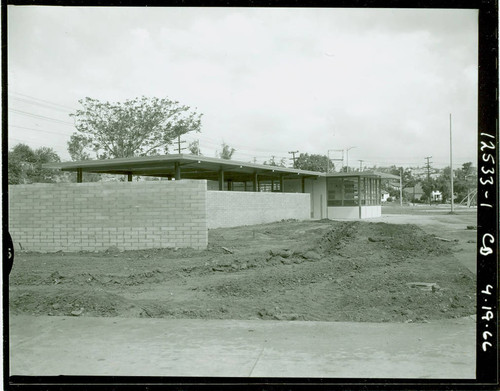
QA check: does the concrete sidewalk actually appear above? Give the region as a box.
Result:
[9,315,475,378]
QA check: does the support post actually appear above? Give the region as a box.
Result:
[450,113,454,213]
[358,176,361,219]
[378,179,381,206]
[253,173,258,192]
[77,168,83,183]
[280,175,284,192]
[219,170,224,191]
[228,179,232,191]
[325,178,329,219]
[174,162,181,180]
[244,181,247,192]
[320,194,323,219]
[301,177,305,193]
[127,172,133,182]
[400,168,403,207]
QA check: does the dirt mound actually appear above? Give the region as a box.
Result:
[9,219,475,323]
[318,221,452,258]
[10,287,138,317]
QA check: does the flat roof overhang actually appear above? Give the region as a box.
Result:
[43,154,324,182]
[325,171,401,180]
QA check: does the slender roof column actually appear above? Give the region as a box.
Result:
[77,168,83,183]
[358,176,362,219]
[174,162,181,180]
[253,173,258,192]
[218,170,224,191]
[127,173,133,182]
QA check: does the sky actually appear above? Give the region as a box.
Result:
[7,6,478,169]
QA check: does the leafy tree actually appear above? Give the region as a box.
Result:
[401,168,416,189]
[294,153,333,172]
[454,162,475,202]
[434,162,475,203]
[188,140,201,155]
[434,167,451,202]
[422,178,436,202]
[8,144,62,184]
[218,143,235,160]
[68,96,202,160]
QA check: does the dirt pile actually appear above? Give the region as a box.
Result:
[9,219,476,323]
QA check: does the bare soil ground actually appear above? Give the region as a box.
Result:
[9,213,476,323]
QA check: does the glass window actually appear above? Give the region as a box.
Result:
[327,177,361,206]
[327,178,343,206]
[343,178,358,206]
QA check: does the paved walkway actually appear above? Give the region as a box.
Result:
[9,315,475,378]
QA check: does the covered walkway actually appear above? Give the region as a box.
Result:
[45,154,323,193]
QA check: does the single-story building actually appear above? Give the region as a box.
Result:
[43,154,399,220]
[8,155,399,252]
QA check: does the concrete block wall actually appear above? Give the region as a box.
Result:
[328,205,382,219]
[8,180,208,252]
[360,205,382,218]
[206,191,310,229]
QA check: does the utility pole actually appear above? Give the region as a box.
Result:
[425,156,432,205]
[450,113,454,213]
[425,156,432,181]
[177,135,187,154]
[288,150,299,168]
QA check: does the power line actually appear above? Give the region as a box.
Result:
[8,108,75,126]
[183,133,295,156]
[9,124,74,136]
[9,96,75,113]
[8,136,69,148]
[8,91,77,111]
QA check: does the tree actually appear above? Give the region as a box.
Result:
[8,144,62,184]
[68,96,202,160]
[434,162,475,203]
[218,143,235,160]
[454,162,475,202]
[188,140,201,155]
[434,167,452,202]
[294,153,333,172]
